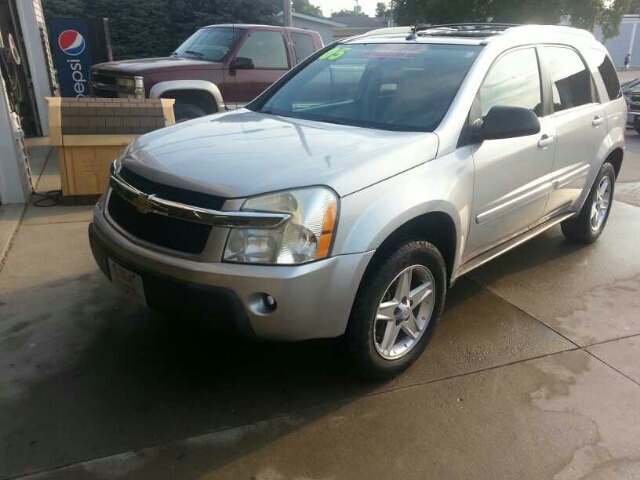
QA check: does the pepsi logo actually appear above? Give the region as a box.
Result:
[58,30,86,56]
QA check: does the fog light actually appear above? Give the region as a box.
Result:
[249,293,278,315]
[265,295,276,309]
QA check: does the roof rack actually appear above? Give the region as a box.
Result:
[413,23,519,38]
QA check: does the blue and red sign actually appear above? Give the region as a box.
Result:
[58,30,86,56]
[50,19,92,97]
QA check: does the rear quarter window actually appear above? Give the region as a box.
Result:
[587,48,621,101]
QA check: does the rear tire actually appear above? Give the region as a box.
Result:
[174,103,207,122]
[561,162,615,244]
[346,240,447,379]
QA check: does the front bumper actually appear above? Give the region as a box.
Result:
[90,208,374,341]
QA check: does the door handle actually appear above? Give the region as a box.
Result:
[592,115,604,127]
[538,134,555,148]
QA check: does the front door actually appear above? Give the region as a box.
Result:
[225,29,291,109]
[465,47,556,259]
[541,45,608,215]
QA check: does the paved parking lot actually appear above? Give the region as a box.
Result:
[1,130,640,478]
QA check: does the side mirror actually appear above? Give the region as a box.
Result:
[480,105,541,140]
[230,56,254,70]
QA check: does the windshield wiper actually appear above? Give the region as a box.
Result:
[181,50,204,58]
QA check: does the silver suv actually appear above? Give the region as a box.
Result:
[89,24,626,378]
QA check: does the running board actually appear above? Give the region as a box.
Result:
[452,212,576,281]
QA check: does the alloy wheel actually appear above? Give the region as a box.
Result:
[590,176,612,231]
[373,265,436,360]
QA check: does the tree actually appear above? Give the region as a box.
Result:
[293,0,323,17]
[332,8,365,17]
[393,0,629,40]
[42,0,283,59]
[376,2,390,18]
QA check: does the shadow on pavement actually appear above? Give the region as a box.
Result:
[469,226,589,288]
[0,231,582,478]
[0,270,380,478]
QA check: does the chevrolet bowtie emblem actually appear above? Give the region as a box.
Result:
[132,193,156,214]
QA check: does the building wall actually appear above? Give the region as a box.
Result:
[0,73,31,204]
[595,16,640,69]
[292,17,334,45]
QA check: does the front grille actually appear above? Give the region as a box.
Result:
[92,71,117,85]
[119,167,226,210]
[90,70,119,98]
[107,192,213,254]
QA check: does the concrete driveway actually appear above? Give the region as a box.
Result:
[1,135,640,479]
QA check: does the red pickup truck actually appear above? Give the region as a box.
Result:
[90,24,324,121]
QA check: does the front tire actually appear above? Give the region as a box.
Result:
[347,241,447,379]
[561,162,615,244]
[174,103,207,122]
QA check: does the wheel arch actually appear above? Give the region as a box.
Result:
[605,147,624,179]
[149,80,224,114]
[362,211,458,284]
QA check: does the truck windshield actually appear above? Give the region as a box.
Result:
[251,43,481,132]
[174,27,245,62]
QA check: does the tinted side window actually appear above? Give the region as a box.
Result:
[591,50,621,101]
[236,31,289,69]
[291,33,316,64]
[546,47,594,112]
[480,48,542,118]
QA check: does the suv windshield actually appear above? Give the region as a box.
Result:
[174,27,244,62]
[251,43,481,132]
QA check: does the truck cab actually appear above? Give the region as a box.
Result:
[90,24,324,121]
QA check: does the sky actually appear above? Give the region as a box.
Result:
[313,0,378,17]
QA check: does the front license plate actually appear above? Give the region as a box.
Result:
[108,259,147,304]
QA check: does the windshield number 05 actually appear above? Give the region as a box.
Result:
[319,47,352,61]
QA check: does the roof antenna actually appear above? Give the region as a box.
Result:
[406,25,417,40]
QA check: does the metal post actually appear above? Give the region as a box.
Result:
[630,21,638,66]
[283,0,292,27]
[390,0,394,27]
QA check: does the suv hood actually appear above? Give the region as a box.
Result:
[124,109,439,199]
[92,57,223,74]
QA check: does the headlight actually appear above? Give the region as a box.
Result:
[117,77,136,88]
[223,187,338,265]
[117,76,144,98]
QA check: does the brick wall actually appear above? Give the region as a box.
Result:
[60,98,167,135]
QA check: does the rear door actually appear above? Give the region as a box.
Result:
[226,29,291,108]
[541,45,608,215]
[465,47,556,258]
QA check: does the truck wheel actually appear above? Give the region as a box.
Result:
[561,162,615,244]
[347,240,447,379]
[174,103,207,122]
[635,125,640,135]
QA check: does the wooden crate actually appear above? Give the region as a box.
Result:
[46,97,175,196]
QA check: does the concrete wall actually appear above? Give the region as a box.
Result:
[292,17,333,45]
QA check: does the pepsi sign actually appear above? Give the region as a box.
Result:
[58,30,86,56]
[50,19,93,97]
